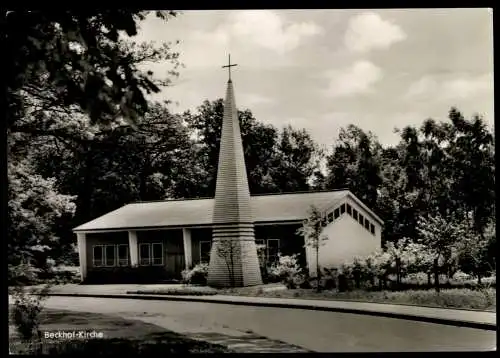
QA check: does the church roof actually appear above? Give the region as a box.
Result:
[73,189,383,232]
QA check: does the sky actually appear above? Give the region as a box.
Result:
[134,9,494,148]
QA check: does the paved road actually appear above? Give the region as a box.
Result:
[40,296,495,352]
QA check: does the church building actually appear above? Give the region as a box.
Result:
[73,56,383,286]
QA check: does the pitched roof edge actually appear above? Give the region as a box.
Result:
[345,191,384,226]
[126,188,351,205]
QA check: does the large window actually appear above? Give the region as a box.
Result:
[199,241,212,264]
[93,246,104,267]
[117,245,129,266]
[139,243,151,266]
[105,245,116,266]
[93,245,119,267]
[139,243,164,266]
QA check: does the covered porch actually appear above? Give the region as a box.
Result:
[76,227,212,283]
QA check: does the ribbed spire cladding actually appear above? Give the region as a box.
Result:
[207,78,263,287]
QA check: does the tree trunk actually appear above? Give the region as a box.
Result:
[316,246,321,292]
[433,258,440,293]
[477,273,482,286]
[74,148,94,225]
[395,258,401,290]
[230,244,235,287]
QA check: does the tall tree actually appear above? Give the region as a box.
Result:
[447,108,495,235]
[324,124,383,209]
[8,158,76,273]
[29,102,194,224]
[183,99,320,196]
[5,10,180,131]
[272,125,320,193]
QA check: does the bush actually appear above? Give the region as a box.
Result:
[321,268,338,290]
[10,285,51,343]
[269,254,304,289]
[452,270,472,282]
[181,263,209,286]
[8,263,40,286]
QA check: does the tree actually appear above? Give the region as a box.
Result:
[456,219,495,284]
[296,205,328,292]
[183,99,321,196]
[325,125,383,209]
[416,214,468,292]
[272,125,321,193]
[375,146,408,245]
[446,108,495,236]
[212,239,240,287]
[8,158,76,281]
[5,10,181,131]
[183,99,280,196]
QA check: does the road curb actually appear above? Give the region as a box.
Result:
[39,293,496,331]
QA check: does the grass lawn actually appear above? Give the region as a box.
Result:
[9,307,232,354]
[127,285,496,312]
[218,287,497,312]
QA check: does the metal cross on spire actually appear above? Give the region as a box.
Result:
[222,54,238,81]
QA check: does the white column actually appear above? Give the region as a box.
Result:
[182,228,192,269]
[128,231,139,267]
[76,233,87,281]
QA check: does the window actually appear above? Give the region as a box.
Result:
[267,239,280,264]
[152,243,163,266]
[93,244,128,267]
[139,243,164,266]
[370,223,375,235]
[255,239,265,246]
[352,208,358,221]
[117,245,129,266]
[334,208,340,219]
[340,204,346,214]
[139,243,151,266]
[358,214,364,225]
[346,204,352,216]
[327,212,334,223]
[200,241,212,264]
[104,245,116,266]
[93,245,104,267]
[364,218,370,230]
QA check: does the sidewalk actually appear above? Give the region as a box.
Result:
[26,284,497,331]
